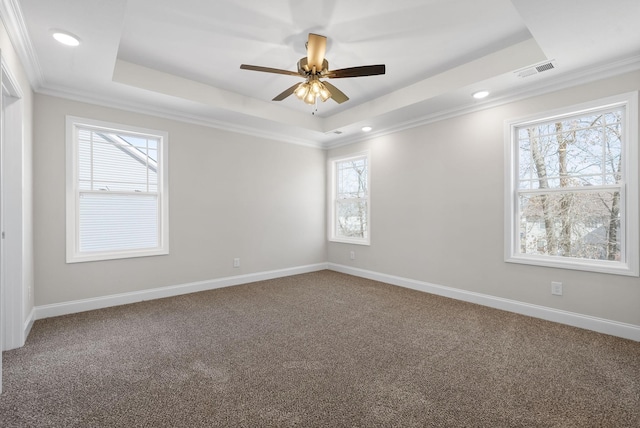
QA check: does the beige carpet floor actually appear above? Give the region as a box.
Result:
[1,270,639,427]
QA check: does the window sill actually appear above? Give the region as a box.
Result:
[329,237,370,246]
[505,254,638,277]
[66,248,169,264]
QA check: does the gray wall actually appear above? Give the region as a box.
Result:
[327,71,640,327]
[31,71,640,328]
[34,94,327,305]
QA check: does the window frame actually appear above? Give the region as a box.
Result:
[328,151,371,245]
[504,92,639,276]
[65,116,169,263]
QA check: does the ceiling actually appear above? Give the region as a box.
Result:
[3,0,639,147]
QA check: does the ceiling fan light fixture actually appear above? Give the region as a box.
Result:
[311,80,321,94]
[304,91,316,105]
[319,83,331,102]
[295,83,310,99]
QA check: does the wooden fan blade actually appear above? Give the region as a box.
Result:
[240,64,301,77]
[306,33,327,71]
[322,81,349,104]
[326,64,386,79]
[272,83,300,101]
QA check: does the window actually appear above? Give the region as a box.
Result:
[505,92,638,276]
[329,152,370,245]
[66,117,169,263]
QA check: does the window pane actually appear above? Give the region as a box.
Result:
[148,148,158,164]
[79,192,158,252]
[337,158,368,198]
[518,191,620,261]
[78,140,92,188]
[78,129,159,193]
[605,124,622,183]
[336,200,368,239]
[92,142,152,190]
[517,108,622,189]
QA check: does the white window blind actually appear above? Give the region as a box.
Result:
[79,193,158,252]
[66,117,169,263]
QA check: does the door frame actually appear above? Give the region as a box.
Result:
[0,54,25,393]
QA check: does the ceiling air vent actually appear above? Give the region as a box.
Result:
[515,60,557,78]
[333,130,343,134]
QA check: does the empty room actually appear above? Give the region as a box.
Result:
[1,0,639,426]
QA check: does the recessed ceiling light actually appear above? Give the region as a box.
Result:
[52,31,80,47]
[362,126,373,132]
[472,90,489,99]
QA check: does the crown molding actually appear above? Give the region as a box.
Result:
[324,55,640,149]
[36,85,324,149]
[34,53,640,151]
[0,0,44,89]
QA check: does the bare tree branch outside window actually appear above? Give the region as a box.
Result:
[517,109,622,261]
[335,157,368,240]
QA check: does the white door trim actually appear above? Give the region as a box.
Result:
[1,56,25,389]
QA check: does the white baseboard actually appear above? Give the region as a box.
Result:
[328,263,640,342]
[35,263,328,320]
[32,262,640,342]
[24,307,35,341]
[1,309,33,351]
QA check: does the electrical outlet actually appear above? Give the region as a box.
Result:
[350,251,355,260]
[551,281,563,296]
[233,258,240,268]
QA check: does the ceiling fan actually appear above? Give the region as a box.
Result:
[240,33,385,105]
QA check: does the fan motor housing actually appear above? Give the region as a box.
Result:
[298,57,329,75]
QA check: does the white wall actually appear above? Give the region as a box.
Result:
[34,94,327,305]
[328,71,640,328]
